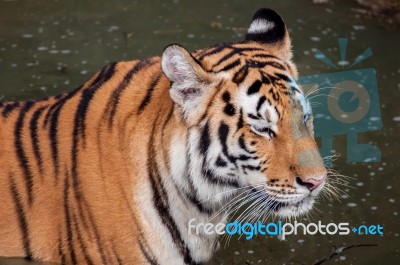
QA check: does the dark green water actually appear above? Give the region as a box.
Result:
[0,0,399,264]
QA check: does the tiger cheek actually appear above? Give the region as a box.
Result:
[267,155,292,184]
[253,141,275,180]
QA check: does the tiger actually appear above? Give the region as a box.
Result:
[0,7,328,265]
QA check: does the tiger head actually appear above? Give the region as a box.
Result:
[161,8,327,218]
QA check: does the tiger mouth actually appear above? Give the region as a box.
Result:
[271,196,316,218]
[266,197,313,212]
[249,187,316,217]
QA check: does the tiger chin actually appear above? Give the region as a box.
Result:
[0,8,327,265]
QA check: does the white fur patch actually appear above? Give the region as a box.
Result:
[237,84,279,136]
[294,88,312,116]
[247,19,275,34]
[161,45,194,84]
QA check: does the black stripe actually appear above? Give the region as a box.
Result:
[2,101,20,117]
[69,178,109,265]
[266,97,272,107]
[63,175,78,265]
[182,184,213,214]
[91,67,111,86]
[291,85,301,93]
[266,61,286,70]
[197,43,231,60]
[242,165,261,171]
[82,201,109,265]
[72,212,95,265]
[218,122,236,164]
[238,135,255,154]
[137,72,162,114]
[148,144,168,206]
[43,86,82,129]
[14,100,35,205]
[248,113,260,120]
[199,122,210,156]
[184,132,213,215]
[201,166,239,187]
[251,53,279,59]
[43,88,82,179]
[237,108,244,130]
[264,73,289,90]
[275,73,291,82]
[211,49,240,69]
[43,100,60,128]
[9,177,32,259]
[54,94,63,100]
[196,43,222,58]
[29,106,46,176]
[138,235,158,265]
[261,71,272,84]
[161,105,174,153]
[248,60,286,71]
[49,104,62,178]
[106,59,155,127]
[237,154,253,161]
[246,60,264,68]
[75,63,117,146]
[57,233,67,265]
[275,106,281,120]
[256,126,276,137]
[247,80,262,95]
[256,96,266,112]
[215,156,227,167]
[232,65,249,84]
[148,115,171,204]
[237,47,265,52]
[81,66,110,93]
[160,104,175,174]
[162,105,174,133]
[269,88,280,101]
[148,118,198,265]
[218,58,241,72]
[66,181,109,265]
[111,243,124,265]
[197,80,222,123]
[68,164,109,265]
[198,123,238,187]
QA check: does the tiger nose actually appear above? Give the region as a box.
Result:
[296,177,325,191]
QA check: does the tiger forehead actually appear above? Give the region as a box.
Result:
[196,43,305,116]
[195,43,291,73]
[216,77,307,123]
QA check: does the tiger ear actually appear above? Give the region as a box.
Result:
[245,8,292,60]
[161,44,213,122]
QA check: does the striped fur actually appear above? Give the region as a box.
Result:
[0,8,327,265]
